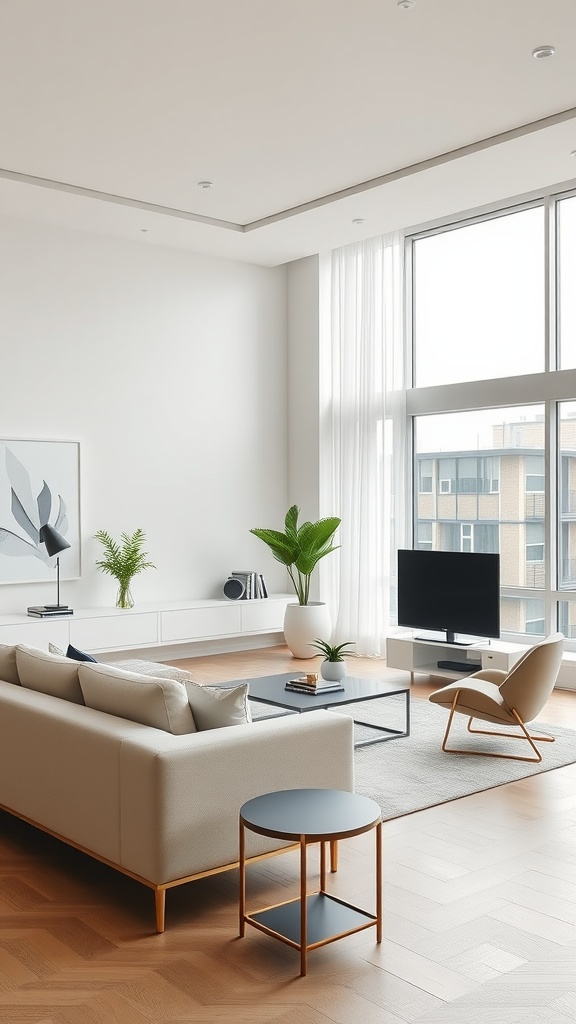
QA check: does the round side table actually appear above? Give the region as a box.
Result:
[239,788,382,977]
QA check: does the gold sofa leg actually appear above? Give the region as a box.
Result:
[155,887,166,933]
[441,692,555,763]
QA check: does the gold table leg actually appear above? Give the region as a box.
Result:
[300,836,307,977]
[238,821,245,937]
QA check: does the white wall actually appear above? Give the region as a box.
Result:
[0,216,289,614]
[287,256,321,506]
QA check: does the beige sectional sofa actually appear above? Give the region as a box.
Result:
[0,644,354,931]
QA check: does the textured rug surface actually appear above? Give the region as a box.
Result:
[253,694,576,820]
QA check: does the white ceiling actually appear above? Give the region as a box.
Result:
[1,0,575,266]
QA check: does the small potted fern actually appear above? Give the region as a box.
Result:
[309,638,355,681]
[94,528,156,609]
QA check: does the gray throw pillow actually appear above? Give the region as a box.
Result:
[184,680,251,731]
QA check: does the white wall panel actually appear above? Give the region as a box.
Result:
[0,216,289,614]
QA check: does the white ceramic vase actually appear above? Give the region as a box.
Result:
[320,659,347,681]
[283,601,332,659]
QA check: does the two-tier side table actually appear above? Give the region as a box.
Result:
[239,788,382,977]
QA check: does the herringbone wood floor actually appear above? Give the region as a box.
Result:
[1,646,574,1023]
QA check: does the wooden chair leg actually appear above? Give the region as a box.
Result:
[467,715,555,745]
[440,691,461,753]
[440,695,552,763]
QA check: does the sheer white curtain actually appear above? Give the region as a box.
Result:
[319,232,406,656]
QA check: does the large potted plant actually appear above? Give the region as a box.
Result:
[250,505,340,657]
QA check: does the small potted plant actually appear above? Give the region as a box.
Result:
[309,638,355,681]
[94,528,156,609]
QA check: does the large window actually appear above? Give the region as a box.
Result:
[414,407,545,624]
[559,402,576,589]
[558,196,576,369]
[413,208,544,387]
[407,191,576,644]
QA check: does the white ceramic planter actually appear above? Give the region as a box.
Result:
[283,602,332,659]
[320,659,347,681]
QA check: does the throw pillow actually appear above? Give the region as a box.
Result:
[78,663,197,735]
[15,645,84,704]
[0,643,20,686]
[50,641,97,663]
[113,659,193,683]
[66,644,97,663]
[184,680,251,731]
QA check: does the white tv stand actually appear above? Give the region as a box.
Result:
[386,632,526,684]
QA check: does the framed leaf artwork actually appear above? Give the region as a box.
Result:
[0,439,81,584]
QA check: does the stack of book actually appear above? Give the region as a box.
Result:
[27,605,74,618]
[285,674,344,695]
[230,571,268,600]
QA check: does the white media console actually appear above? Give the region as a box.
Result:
[386,632,527,683]
[0,595,293,659]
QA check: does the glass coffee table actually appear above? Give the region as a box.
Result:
[222,672,410,748]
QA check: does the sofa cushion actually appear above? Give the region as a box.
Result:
[184,680,251,731]
[0,644,20,686]
[16,645,84,704]
[78,663,197,735]
[113,659,193,683]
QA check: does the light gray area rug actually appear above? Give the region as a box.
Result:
[254,695,576,820]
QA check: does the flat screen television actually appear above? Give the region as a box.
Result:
[397,548,500,645]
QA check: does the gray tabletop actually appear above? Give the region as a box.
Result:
[224,671,409,711]
[240,788,381,840]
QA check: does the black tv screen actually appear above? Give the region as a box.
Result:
[397,549,500,644]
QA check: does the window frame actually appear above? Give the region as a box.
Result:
[404,184,576,649]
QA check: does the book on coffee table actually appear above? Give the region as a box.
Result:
[285,678,344,695]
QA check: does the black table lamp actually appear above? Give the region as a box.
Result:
[37,524,72,613]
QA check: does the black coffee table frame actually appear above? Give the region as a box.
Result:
[225,673,410,748]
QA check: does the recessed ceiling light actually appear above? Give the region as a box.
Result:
[352,218,366,225]
[197,180,214,189]
[570,150,576,158]
[397,0,415,9]
[532,45,556,59]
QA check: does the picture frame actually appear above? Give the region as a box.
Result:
[0,438,81,584]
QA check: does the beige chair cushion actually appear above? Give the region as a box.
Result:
[78,663,197,735]
[0,644,20,686]
[16,644,84,704]
[184,680,252,731]
[428,674,514,724]
[499,632,564,722]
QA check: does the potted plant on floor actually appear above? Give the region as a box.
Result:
[309,638,355,681]
[94,528,156,609]
[250,505,340,657]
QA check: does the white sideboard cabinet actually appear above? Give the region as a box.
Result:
[0,595,293,658]
[386,632,527,683]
